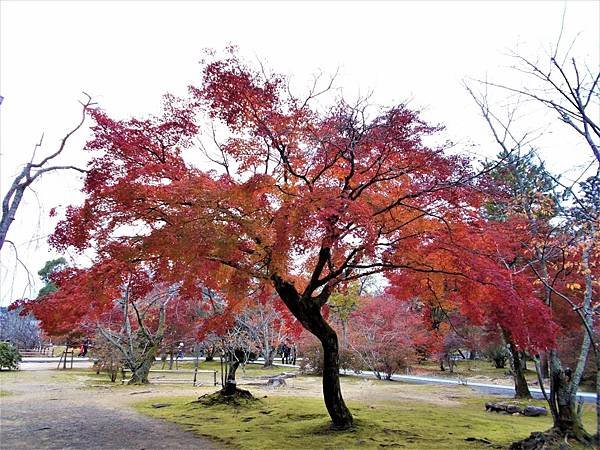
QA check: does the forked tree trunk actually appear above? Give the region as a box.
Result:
[222,357,240,395]
[548,351,591,443]
[272,275,353,430]
[128,344,158,384]
[205,344,217,362]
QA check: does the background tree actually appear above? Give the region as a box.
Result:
[47,50,489,429]
[37,257,67,298]
[0,307,43,349]
[235,297,292,368]
[348,295,425,380]
[466,39,599,444]
[0,96,92,251]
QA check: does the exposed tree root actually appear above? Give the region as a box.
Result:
[509,428,594,450]
[194,387,257,407]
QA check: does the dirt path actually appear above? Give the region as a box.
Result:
[0,370,220,449]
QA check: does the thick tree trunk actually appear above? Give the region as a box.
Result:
[319,326,353,429]
[511,348,532,399]
[272,275,353,430]
[262,334,274,368]
[504,330,532,399]
[263,349,275,368]
[549,351,591,442]
[128,345,157,384]
[222,358,240,395]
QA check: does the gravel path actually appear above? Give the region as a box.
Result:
[0,370,220,449]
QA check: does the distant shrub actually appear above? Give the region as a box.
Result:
[298,335,323,375]
[92,334,123,382]
[0,342,22,370]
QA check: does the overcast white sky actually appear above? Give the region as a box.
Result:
[1,0,599,305]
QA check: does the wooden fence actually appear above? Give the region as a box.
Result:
[19,346,55,357]
[121,368,218,386]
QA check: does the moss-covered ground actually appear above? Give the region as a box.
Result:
[136,391,595,449]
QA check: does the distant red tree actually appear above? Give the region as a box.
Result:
[348,296,429,380]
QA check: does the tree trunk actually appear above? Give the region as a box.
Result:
[540,353,549,379]
[263,348,275,368]
[504,330,532,399]
[262,334,274,368]
[128,344,157,384]
[272,275,353,430]
[222,357,240,395]
[511,348,532,399]
[319,325,354,429]
[549,351,591,442]
[204,344,216,362]
[596,368,600,446]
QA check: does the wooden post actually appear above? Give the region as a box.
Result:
[213,370,217,386]
[193,367,198,387]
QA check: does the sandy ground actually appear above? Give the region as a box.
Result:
[0,370,219,450]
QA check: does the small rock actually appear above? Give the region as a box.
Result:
[523,406,547,417]
[485,402,507,413]
[506,405,522,414]
[266,376,287,387]
[151,403,171,408]
[465,437,492,444]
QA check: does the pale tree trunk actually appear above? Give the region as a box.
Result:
[1,97,91,252]
[98,287,167,386]
[262,330,274,368]
[549,351,590,441]
[128,343,159,384]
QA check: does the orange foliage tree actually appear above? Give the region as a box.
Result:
[27,50,550,428]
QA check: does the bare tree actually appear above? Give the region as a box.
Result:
[0,94,93,251]
[217,323,258,395]
[484,41,599,168]
[235,301,289,368]
[98,281,175,384]
[0,307,43,348]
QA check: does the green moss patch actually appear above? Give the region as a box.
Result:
[135,392,595,449]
